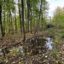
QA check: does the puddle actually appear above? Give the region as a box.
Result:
[45,37,53,50]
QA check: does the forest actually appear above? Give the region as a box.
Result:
[0,0,64,64]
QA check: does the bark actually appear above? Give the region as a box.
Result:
[40,0,42,30]
[18,0,22,32]
[0,5,5,37]
[38,0,42,31]
[30,9,32,33]
[27,0,31,32]
[14,10,17,33]
[3,10,5,34]
[21,0,25,41]
[9,11,13,34]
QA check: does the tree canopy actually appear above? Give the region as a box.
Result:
[52,7,64,27]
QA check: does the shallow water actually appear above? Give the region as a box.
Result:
[45,37,53,50]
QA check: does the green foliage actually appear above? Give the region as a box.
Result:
[0,0,48,36]
[52,7,64,27]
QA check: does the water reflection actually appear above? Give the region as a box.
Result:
[45,37,53,50]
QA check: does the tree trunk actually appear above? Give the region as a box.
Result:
[8,11,13,34]
[40,0,42,30]
[38,0,42,32]
[21,0,25,41]
[14,10,17,33]
[18,0,22,33]
[0,5,5,37]
[27,0,30,32]
[29,2,33,33]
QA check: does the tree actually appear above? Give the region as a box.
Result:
[0,0,48,37]
[52,7,64,28]
[18,0,22,33]
[21,0,25,41]
[27,0,31,32]
[0,0,5,37]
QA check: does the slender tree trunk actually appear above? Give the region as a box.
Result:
[3,0,6,34]
[37,0,42,32]
[10,12,14,34]
[8,10,13,34]
[9,11,12,34]
[0,5,5,37]
[8,11,11,33]
[29,3,33,33]
[27,0,30,32]
[40,0,42,30]
[21,0,25,41]
[30,9,32,33]
[14,10,17,33]
[7,12,10,34]
[3,0,6,35]
[3,10,6,35]
[18,0,22,33]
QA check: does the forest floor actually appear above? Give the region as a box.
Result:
[0,29,64,64]
[0,32,45,48]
